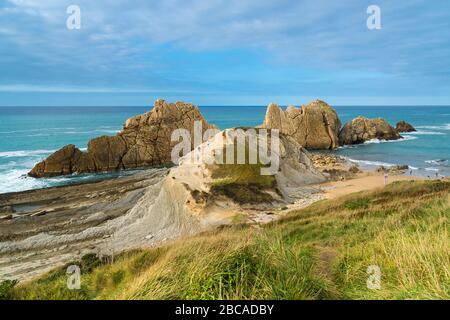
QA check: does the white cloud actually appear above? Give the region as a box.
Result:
[0,84,198,93]
[0,0,449,100]
[1,0,446,71]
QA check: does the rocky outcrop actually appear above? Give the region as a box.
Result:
[261,100,341,150]
[309,153,360,181]
[29,100,216,178]
[29,144,96,177]
[5,128,326,279]
[396,121,416,133]
[109,128,326,250]
[338,116,402,145]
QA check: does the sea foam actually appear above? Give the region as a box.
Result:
[0,149,55,158]
[416,124,450,131]
[402,130,446,135]
[425,159,449,166]
[338,135,417,149]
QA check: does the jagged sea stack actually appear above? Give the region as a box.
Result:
[261,100,342,149]
[29,100,216,178]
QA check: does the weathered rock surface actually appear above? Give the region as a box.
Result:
[29,100,216,178]
[3,129,327,281]
[396,121,416,133]
[310,153,360,181]
[376,164,410,174]
[109,128,326,250]
[339,116,402,145]
[261,100,341,150]
[0,168,169,280]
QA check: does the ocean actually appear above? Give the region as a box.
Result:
[0,105,449,194]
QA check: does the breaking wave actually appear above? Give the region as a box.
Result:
[402,130,446,136]
[339,135,417,149]
[347,158,396,167]
[425,159,449,166]
[0,149,55,158]
[416,124,450,131]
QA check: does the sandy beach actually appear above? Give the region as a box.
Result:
[319,172,426,199]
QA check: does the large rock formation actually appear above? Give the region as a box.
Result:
[396,121,416,133]
[108,128,326,250]
[28,144,94,178]
[261,100,341,149]
[339,116,402,145]
[29,100,216,178]
[3,128,326,279]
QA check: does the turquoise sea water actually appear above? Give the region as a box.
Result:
[0,106,449,193]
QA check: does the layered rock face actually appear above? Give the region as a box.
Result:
[339,116,402,145]
[261,100,341,150]
[4,129,326,270]
[396,121,416,133]
[109,129,326,250]
[29,100,216,178]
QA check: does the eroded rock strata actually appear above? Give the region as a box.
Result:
[2,129,325,280]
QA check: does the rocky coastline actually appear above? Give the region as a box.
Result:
[28,99,215,178]
[28,99,412,178]
[0,98,423,282]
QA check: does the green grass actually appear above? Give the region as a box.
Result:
[208,136,277,204]
[0,280,18,300]
[344,198,370,210]
[7,180,450,300]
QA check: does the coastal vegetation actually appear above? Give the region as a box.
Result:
[5,179,449,300]
[209,140,277,204]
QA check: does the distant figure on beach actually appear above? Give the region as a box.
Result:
[436,171,439,179]
[410,169,413,175]
[384,173,388,186]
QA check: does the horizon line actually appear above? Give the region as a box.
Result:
[1,104,450,108]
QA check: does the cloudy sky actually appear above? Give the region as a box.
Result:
[0,0,449,106]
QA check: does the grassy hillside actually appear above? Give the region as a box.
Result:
[4,180,450,300]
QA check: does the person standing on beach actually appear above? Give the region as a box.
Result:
[384,173,388,186]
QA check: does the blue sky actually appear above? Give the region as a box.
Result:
[0,0,449,106]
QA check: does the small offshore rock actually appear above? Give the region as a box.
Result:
[396,121,416,133]
[339,116,401,145]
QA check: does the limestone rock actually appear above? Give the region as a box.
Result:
[339,116,402,145]
[261,100,341,150]
[396,121,416,133]
[29,100,216,178]
[108,128,326,250]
